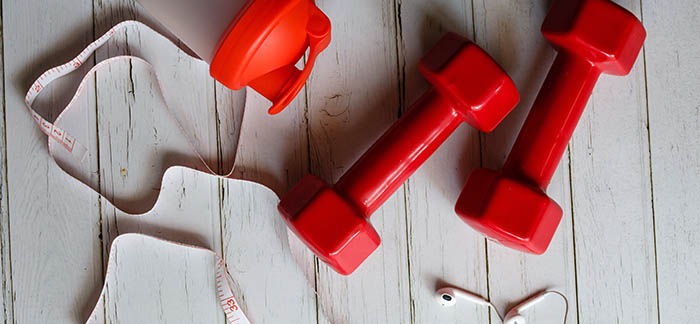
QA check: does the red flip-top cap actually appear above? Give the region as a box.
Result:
[210,0,331,114]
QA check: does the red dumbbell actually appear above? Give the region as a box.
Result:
[456,0,646,254]
[278,33,519,275]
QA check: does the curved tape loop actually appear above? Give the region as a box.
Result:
[86,234,250,324]
[24,21,250,324]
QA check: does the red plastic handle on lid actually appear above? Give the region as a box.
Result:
[262,7,331,114]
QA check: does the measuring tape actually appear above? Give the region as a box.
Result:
[25,21,251,324]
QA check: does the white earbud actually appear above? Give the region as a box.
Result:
[435,287,568,324]
[503,291,548,324]
[436,286,501,321]
[436,287,491,307]
[503,314,526,324]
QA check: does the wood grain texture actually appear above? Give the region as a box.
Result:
[0,7,9,322]
[473,1,579,323]
[643,0,700,322]
[213,84,245,176]
[221,180,318,324]
[225,79,320,323]
[231,89,310,198]
[568,1,658,323]
[2,0,104,322]
[229,73,317,324]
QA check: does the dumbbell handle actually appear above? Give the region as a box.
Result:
[334,89,462,218]
[503,52,601,188]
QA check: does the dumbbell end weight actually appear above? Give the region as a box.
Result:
[279,174,380,275]
[420,33,520,133]
[455,168,562,254]
[541,0,646,77]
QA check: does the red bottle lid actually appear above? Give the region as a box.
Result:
[210,0,331,114]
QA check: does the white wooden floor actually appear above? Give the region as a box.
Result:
[0,0,698,323]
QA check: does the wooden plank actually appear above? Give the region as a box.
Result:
[229,90,310,197]
[213,84,245,176]
[220,178,318,324]
[642,0,700,322]
[303,0,411,323]
[397,1,490,323]
[227,86,318,322]
[2,0,104,322]
[0,7,10,322]
[567,1,658,322]
[473,1,578,323]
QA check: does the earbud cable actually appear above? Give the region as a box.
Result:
[490,290,569,324]
[485,301,504,322]
[510,290,568,324]
[544,290,569,324]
